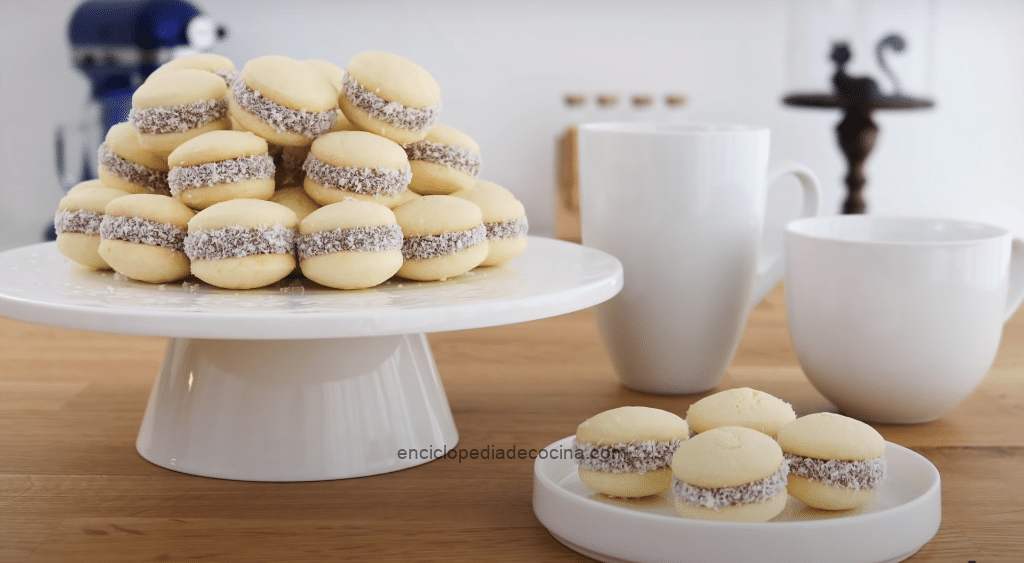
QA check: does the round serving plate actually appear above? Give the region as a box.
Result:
[0,238,623,481]
[533,436,941,563]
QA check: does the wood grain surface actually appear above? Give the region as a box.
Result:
[1,284,1021,562]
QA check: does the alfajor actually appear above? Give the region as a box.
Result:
[451,180,528,267]
[54,186,129,269]
[298,199,404,290]
[393,195,488,281]
[129,68,231,156]
[671,426,789,522]
[167,130,275,210]
[229,55,338,147]
[686,387,796,438]
[184,199,298,289]
[302,131,412,208]
[573,406,690,498]
[405,124,482,195]
[777,412,886,511]
[97,122,170,195]
[339,51,441,145]
[150,53,237,86]
[269,186,320,222]
[98,193,194,283]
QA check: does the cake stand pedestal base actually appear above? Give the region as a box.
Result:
[136,334,458,482]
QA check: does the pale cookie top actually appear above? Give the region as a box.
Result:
[776,412,885,461]
[393,195,481,237]
[575,406,690,445]
[306,59,346,93]
[452,180,525,223]
[168,130,269,167]
[671,426,784,488]
[104,123,169,171]
[133,69,227,109]
[66,179,109,195]
[300,199,397,234]
[346,51,440,109]
[152,53,235,75]
[309,131,408,170]
[240,55,338,112]
[686,387,796,437]
[269,186,320,222]
[104,193,195,228]
[188,198,298,232]
[419,123,480,152]
[58,186,128,213]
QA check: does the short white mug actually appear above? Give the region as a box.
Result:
[578,122,822,394]
[785,215,1024,423]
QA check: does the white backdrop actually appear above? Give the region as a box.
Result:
[1,0,1021,253]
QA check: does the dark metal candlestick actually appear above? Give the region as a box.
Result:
[784,36,933,214]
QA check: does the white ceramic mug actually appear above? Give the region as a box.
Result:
[578,123,822,394]
[785,215,1024,423]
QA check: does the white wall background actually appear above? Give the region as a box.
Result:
[1,0,1022,253]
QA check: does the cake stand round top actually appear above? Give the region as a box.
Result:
[0,237,622,340]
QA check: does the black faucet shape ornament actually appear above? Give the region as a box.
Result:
[831,34,907,102]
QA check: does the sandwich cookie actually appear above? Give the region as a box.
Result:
[97,194,194,283]
[405,124,482,195]
[671,426,789,522]
[54,186,128,269]
[184,199,298,289]
[573,406,690,498]
[65,179,109,195]
[686,387,797,438]
[451,180,528,267]
[298,199,404,290]
[339,51,441,145]
[167,130,275,210]
[151,53,237,86]
[97,122,170,195]
[776,412,886,511]
[302,131,412,208]
[393,195,488,281]
[269,186,321,222]
[229,55,338,147]
[129,68,231,156]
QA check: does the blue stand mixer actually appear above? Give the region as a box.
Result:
[54,0,226,222]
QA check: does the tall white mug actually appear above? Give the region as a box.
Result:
[578,123,822,394]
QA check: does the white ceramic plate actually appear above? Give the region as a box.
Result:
[533,436,941,563]
[0,237,622,339]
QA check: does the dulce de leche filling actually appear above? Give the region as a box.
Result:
[54,210,103,236]
[401,225,485,261]
[404,141,481,176]
[672,463,789,510]
[231,79,337,138]
[167,154,275,196]
[297,224,403,260]
[99,215,187,250]
[342,73,440,133]
[98,144,170,195]
[573,438,684,474]
[129,98,228,134]
[784,453,886,490]
[485,217,529,240]
[302,154,412,198]
[184,225,296,261]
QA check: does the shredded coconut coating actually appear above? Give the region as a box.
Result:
[167,154,275,195]
[485,217,529,240]
[54,209,103,235]
[298,225,403,260]
[573,438,683,474]
[785,453,886,491]
[342,73,440,132]
[99,215,187,250]
[184,225,296,260]
[231,79,337,138]
[214,69,238,87]
[404,140,482,176]
[129,98,228,134]
[402,224,485,260]
[98,144,170,194]
[302,154,412,197]
[673,463,789,510]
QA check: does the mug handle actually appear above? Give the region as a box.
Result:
[1005,237,1024,322]
[749,162,822,310]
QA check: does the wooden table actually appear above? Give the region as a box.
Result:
[1,284,1021,562]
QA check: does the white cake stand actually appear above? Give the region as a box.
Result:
[0,237,622,481]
